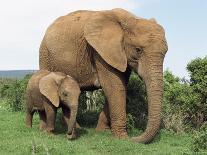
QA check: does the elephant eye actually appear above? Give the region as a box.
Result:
[135,48,143,57]
[62,91,68,97]
[136,47,142,53]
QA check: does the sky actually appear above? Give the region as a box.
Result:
[0,0,206,78]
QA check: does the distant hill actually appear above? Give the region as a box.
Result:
[0,70,36,79]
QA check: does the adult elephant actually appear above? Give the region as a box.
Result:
[39,8,168,143]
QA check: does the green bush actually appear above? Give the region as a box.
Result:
[77,91,103,127]
[126,72,147,130]
[126,113,135,132]
[0,74,31,111]
[162,70,196,132]
[163,56,207,132]
[77,110,99,127]
[0,78,14,98]
[192,122,207,152]
[187,56,207,124]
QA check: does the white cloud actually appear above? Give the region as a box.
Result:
[0,0,140,70]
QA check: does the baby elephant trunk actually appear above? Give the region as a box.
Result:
[67,105,78,137]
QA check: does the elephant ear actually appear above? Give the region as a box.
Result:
[84,12,127,72]
[39,72,65,107]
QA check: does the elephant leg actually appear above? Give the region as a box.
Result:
[95,55,128,138]
[62,105,70,127]
[96,100,111,131]
[38,110,47,131]
[44,104,57,133]
[25,108,35,128]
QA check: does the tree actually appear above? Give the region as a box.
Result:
[187,56,207,126]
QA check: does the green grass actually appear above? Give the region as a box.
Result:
[0,108,198,155]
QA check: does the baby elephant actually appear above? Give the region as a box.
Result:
[25,70,80,139]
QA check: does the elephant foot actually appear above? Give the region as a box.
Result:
[111,129,128,139]
[67,129,77,140]
[45,127,55,134]
[39,123,47,131]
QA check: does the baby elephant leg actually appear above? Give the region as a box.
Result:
[25,108,35,128]
[44,103,57,133]
[38,110,47,131]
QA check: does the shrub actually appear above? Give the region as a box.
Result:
[162,70,196,132]
[126,72,147,130]
[163,56,207,132]
[77,110,99,127]
[0,78,14,98]
[0,74,31,111]
[187,56,207,125]
[192,122,207,152]
[77,90,103,127]
[126,113,135,132]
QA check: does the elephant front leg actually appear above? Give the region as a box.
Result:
[96,100,111,131]
[95,56,128,138]
[105,85,128,138]
[44,104,57,133]
[38,110,47,131]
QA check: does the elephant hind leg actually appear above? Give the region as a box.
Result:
[96,101,111,131]
[25,107,35,128]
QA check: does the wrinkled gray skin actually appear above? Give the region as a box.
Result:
[39,8,168,143]
[25,70,80,139]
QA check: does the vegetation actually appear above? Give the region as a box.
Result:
[0,56,206,154]
[162,57,207,132]
[192,123,207,152]
[0,74,31,111]
[0,109,194,155]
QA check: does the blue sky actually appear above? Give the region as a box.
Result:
[135,0,207,78]
[0,0,206,78]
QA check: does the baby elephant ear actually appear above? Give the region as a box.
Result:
[39,73,65,107]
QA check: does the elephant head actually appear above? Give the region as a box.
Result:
[39,72,81,136]
[84,8,168,143]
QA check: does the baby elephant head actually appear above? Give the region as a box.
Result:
[39,72,80,136]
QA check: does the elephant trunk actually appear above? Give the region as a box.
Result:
[67,105,78,135]
[133,52,164,143]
